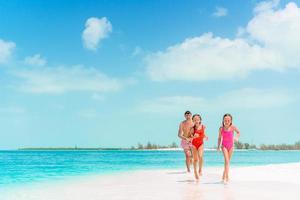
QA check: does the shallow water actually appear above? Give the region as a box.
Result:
[1,150,300,187]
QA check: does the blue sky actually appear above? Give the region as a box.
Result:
[0,0,300,149]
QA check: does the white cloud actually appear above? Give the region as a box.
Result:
[82,17,112,51]
[132,46,143,57]
[24,54,47,66]
[92,93,105,101]
[247,2,300,50]
[77,109,98,119]
[254,0,279,13]
[218,88,294,109]
[213,7,228,17]
[146,1,300,81]
[12,65,122,94]
[0,106,26,114]
[0,39,16,64]
[138,88,295,113]
[146,33,276,81]
[138,96,206,113]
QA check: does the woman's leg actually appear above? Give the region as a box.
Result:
[198,145,204,175]
[192,146,199,180]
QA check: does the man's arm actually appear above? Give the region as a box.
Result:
[178,122,185,140]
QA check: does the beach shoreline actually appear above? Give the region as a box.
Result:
[1,162,299,200]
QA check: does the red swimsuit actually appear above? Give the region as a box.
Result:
[192,125,205,149]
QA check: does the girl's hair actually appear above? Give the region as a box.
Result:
[192,114,202,121]
[222,113,232,127]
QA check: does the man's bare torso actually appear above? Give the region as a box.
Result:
[181,120,194,138]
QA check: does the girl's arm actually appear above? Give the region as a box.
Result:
[233,125,240,141]
[217,127,222,150]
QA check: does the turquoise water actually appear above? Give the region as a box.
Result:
[1,150,300,187]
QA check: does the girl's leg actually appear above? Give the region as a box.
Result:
[222,147,230,182]
[198,145,204,175]
[228,148,234,160]
[226,148,234,181]
[192,146,199,180]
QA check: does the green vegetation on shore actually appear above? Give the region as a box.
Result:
[18,141,300,151]
[18,147,128,151]
[18,142,179,151]
[130,142,178,150]
[234,141,300,150]
[234,141,257,149]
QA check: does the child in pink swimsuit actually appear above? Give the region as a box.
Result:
[221,127,234,151]
[217,113,240,184]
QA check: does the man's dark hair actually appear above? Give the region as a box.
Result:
[184,110,191,115]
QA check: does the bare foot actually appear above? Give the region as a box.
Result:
[222,177,229,184]
[222,172,225,180]
[199,170,202,176]
[194,171,199,180]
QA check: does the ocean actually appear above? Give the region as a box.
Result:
[1,149,300,187]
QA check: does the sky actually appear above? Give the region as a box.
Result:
[0,0,300,149]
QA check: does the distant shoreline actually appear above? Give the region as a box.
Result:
[15,147,300,151]
[10,140,300,151]
[17,147,184,151]
[18,147,134,151]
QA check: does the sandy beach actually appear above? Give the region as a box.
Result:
[1,162,299,200]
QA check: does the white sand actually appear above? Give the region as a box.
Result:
[1,163,300,200]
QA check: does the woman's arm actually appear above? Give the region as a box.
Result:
[189,128,195,140]
[203,125,208,140]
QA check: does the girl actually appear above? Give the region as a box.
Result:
[190,114,208,180]
[217,113,240,184]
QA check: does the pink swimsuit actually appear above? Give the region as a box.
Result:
[221,127,234,151]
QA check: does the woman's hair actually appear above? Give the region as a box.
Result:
[192,114,202,121]
[222,113,233,127]
[192,114,202,129]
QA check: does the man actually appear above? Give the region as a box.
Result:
[178,110,194,172]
